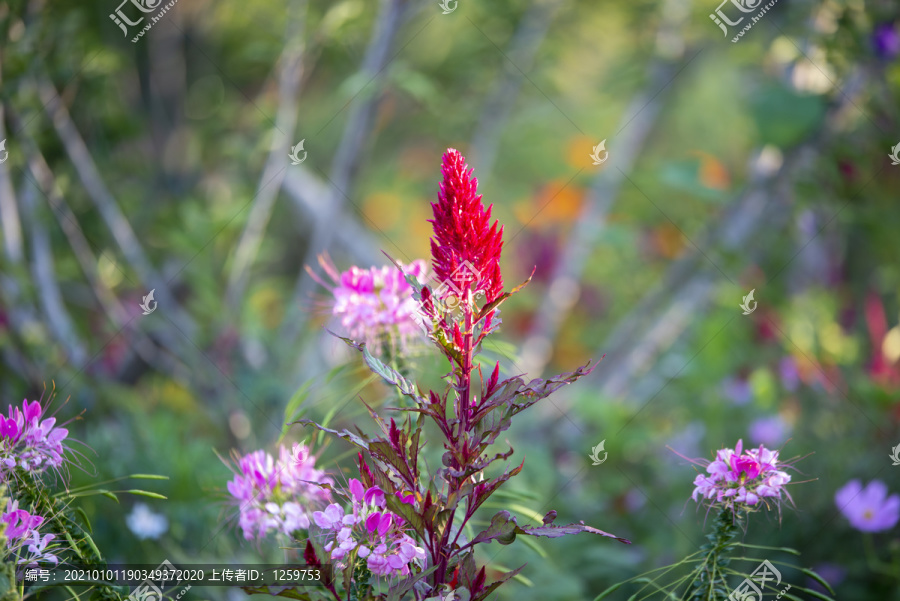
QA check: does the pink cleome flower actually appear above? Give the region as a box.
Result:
[0,399,69,478]
[226,443,332,541]
[689,440,793,513]
[312,478,425,579]
[835,479,899,533]
[2,500,58,565]
[317,258,429,352]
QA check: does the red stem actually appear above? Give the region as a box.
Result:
[460,290,474,431]
[432,291,477,589]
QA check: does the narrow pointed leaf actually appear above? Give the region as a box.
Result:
[471,511,630,547]
[293,419,371,450]
[473,565,525,601]
[124,490,167,499]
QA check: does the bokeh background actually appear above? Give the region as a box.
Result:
[1,0,900,599]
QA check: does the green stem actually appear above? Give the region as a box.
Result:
[688,508,742,601]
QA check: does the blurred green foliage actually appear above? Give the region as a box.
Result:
[1,0,900,599]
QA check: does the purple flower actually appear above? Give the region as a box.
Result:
[1,501,58,565]
[749,415,790,447]
[873,22,900,60]
[312,478,425,579]
[2,500,44,540]
[730,453,762,481]
[22,531,58,566]
[226,443,332,540]
[317,259,429,353]
[0,399,69,477]
[313,504,346,530]
[688,440,793,513]
[363,485,385,507]
[835,479,900,532]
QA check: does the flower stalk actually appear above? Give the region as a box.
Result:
[688,508,742,601]
[289,148,628,600]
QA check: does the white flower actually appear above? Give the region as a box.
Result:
[126,503,169,540]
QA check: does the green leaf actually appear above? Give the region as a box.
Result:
[733,542,801,555]
[480,501,544,524]
[293,419,371,450]
[82,530,103,560]
[473,512,518,545]
[124,490,167,499]
[467,461,524,515]
[592,581,625,600]
[74,507,93,533]
[368,440,415,486]
[329,332,428,404]
[384,493,426,540]
[100,490,119,503]
[64,530,84,559]
[473,362,597,426]
[775,583,834,601]
[470,511,630,547]
[797,568,835,596]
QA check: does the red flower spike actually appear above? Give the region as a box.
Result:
[430,149,504,304]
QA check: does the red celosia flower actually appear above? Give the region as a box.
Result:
[429,149,504,305]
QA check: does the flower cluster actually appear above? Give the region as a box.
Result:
[429,148,503,306]
[835,479,899,533]
[317,258,429,352]
[312,478,425,579]
[226,443,332,541]
[690,440,793,512]
[2,498,58,565]
[0,399,69,477]
[277,149,626,600]
[417,149,506,354]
